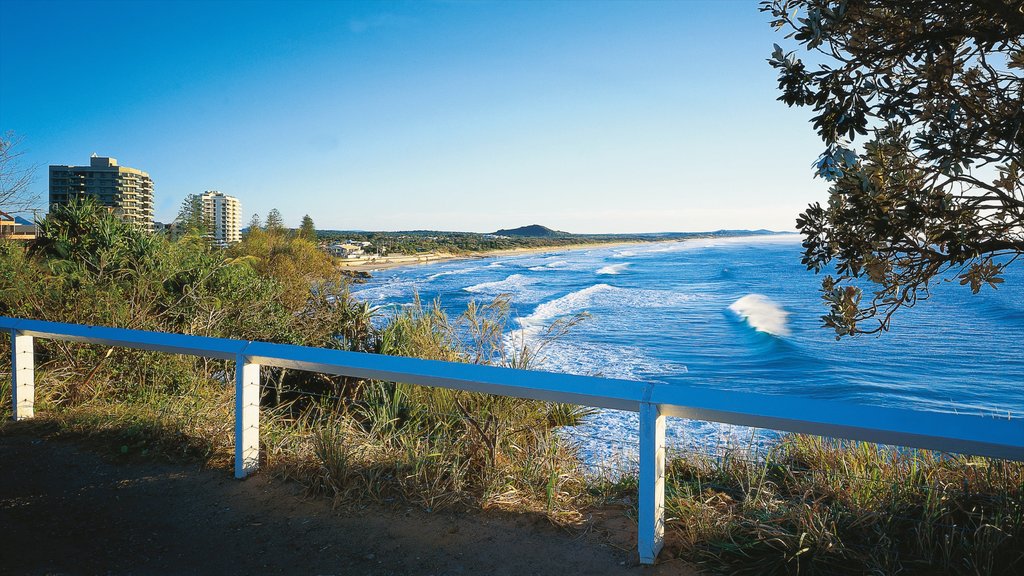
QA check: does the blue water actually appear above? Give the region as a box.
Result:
[352,235,1024,464]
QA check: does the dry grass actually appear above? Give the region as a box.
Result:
[262,381,592,522]
[660,436,1024,575]
[3,337,1021,575]
[0,350,594,526]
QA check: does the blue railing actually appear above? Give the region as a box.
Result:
[3,316,1022,564]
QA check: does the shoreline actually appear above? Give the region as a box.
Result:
[335,240,659,273]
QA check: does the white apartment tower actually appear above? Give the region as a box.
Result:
[200,191,241,246]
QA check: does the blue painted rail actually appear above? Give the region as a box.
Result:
[3,316,1022,564]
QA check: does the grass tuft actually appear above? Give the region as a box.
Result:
[658,436,1024,575]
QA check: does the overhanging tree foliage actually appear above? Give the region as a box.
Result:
[762,0,1024,337]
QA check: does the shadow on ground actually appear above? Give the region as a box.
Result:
[0,423,695,575]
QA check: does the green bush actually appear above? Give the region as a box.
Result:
[0,198,591,518]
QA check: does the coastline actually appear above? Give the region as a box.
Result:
[335,240,657,273]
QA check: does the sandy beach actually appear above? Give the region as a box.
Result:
[336,240,656,273]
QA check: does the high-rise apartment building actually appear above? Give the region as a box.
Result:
[199,190,242,246]
[49,155,155,232]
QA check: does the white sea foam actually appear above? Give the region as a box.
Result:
[596,263,630,275]
[519,284,698,328]
[528,259,570,271]
[520,284,614,326]
[463,273,536,294]
[690,234,800,249]
[350,280,417,301]
[634,234,801,255]
[560,412,779,474]
[505,284,701,366]
[427,266,481,280]
[505,284,686,380]
[729,294,791,336]
[536,339,688,381]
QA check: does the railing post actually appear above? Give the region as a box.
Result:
[234,354,260,479]
[638,401,666,564]
[10,329,35,420]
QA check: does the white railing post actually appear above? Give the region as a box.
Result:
[10,329,35,420]
[638,401,666,564]
[234,354,260,479]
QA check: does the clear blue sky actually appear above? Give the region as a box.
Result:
[1,0,826,233]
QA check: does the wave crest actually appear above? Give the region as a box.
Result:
[521,284,615,326]
[729,294,791,337]
[528,260,570,271]
[596,263,631,275]
[519,284,698,327]
[427,266,480,280]
[463,273,535,294]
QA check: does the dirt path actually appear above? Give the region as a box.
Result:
[0,428,695,575]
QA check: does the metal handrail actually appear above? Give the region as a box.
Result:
[4,316,1023,564]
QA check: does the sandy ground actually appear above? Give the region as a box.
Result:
[0,425,697,576]
[336,241,654,273]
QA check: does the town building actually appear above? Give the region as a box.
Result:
[0,210,36,240]
[199,190,242,246]
[153,220,181,240]
[48,155,154,232]
[326,241,368,258]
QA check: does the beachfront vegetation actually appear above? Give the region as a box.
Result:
[764,0,1024,337]
[0,197,589,516]
[317,229,770,256]
[320,230,645,255]
[175,193,210,237]
[1,199,1021,573]
[298,214,316,241]
[246,212,262,234]
[264,208,284,232]
[586,435,1024,574]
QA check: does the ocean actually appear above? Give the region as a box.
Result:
[351,235,1024,465]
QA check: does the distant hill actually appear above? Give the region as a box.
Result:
[707,229,782,236]
[493,224,571,238]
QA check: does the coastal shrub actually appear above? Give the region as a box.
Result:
[0,202,593,520]
[264,295,594,517]
[0,200,372,392]
[661,436,1024,575]
[225,224,336,311]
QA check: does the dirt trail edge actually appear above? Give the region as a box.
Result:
[0,430,694,575]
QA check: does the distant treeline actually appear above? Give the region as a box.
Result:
[317,229,783,255]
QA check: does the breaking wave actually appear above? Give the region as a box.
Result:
[427,266,481,280]
[519,284,698,327]
[520,284,615,326]
[463,273,535,294]
[528,259,570,271]
[596,263,630,275]
[729,294,791,337]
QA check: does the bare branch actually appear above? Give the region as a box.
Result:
[0,132,41,214]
